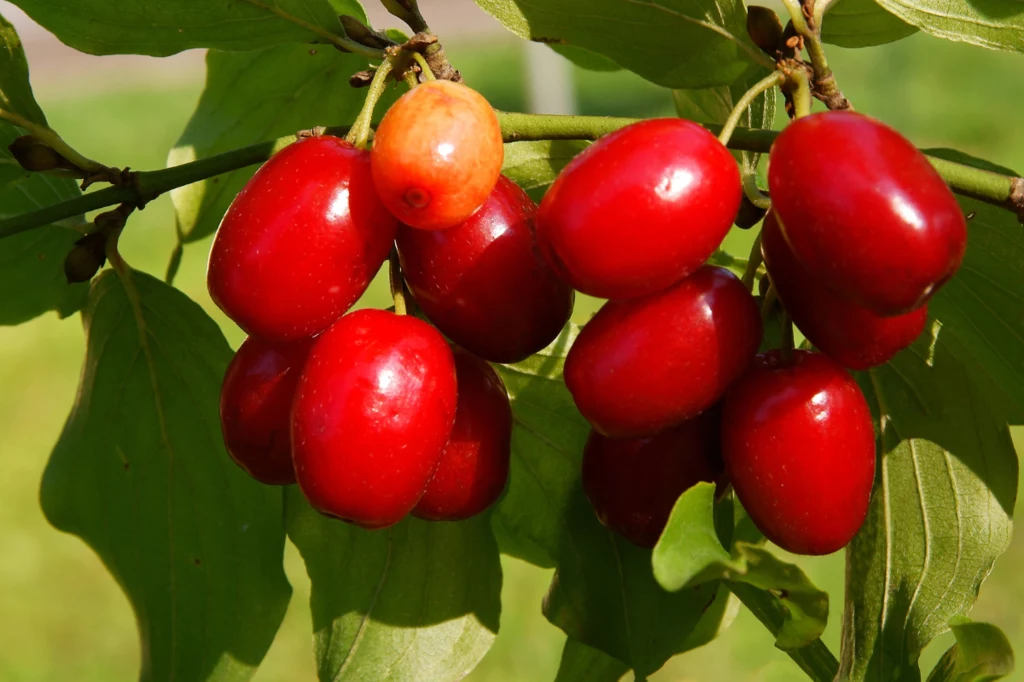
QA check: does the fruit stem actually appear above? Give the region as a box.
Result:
[3,114,1022,241]
[760,281,778,317]
[742,172,772,210]
[346,58,396,149]
[718,71,785,147]
[411,52,437,81]
[389,248,408,316]
[788,68,813,118]
[741,232,764,291]
[779,0,852,110]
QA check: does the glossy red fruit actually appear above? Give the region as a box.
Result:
[371,80,504,231]
[768,111,967,315]
[761,212,927,370]
[582,409,725,548]
[291,309,458,529]
[397,175,574,363]
[535,118,741,299]
[220,337,311,485]
[565,266,761,437]
[722,350,876,555]
[414,348,513,521]
[208,135,397,342]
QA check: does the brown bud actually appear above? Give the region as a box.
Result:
[9,135,76,173]
[339,15,394,49]
[747,6,785,56]
[64,232,107,283]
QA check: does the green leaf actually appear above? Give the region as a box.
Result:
[840,330,1018,681]
[0,11,88,323]
[8,0,365,56]
[549,44,621,72]
[169,42,395,244]
[284,488,501,682]
[871,0,1024,52]
[821,0,918,48]
[500,140,590,203]
[492,325,720,675]
[554,639,629,682]
[473,0,772,88]
[41,268,291,682]
[927,618,1015,682]
[652,484,829,651]
[920,151,1024,422]
[492,324,587,567]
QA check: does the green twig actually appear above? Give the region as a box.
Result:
[347,58,395,148]
[742,172,772,210]
[728,582,839,682]
[388,248,407,316]
[1,113,1020,241]
[789,69,813,118]
[411,51,436,81]
[0,108,114,176]
[741,232,764,291]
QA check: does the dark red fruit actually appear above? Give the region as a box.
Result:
[414,348,513,521]
[761,212,927,370]
[565,266,761,438]
[371,80,504,231]
[582,409,725,548]
[208,135,398,341]
[397,175,574,363]
[535,118,741,299]
[722,350,876,555]
[219,337,311,485]
[291,309,458,529]
[768,111,966,315]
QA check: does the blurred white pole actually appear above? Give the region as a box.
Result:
[523,41,577,115]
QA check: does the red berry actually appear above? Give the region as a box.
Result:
[414,348,512,521]
[565,266,761,437]
[535,118,741,299]
[291,309,457,529]
[768,111,966,315]
[208,135,397,341]
[722,350,876,555]
[582,409,725,548]
[761,212,927,370]
[371,80,504,231]
[219,337,311,485]
[397,175,574,363]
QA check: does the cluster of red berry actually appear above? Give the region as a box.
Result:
[208,80,570,529]
[555,112,966,554]
[207,76,967,555]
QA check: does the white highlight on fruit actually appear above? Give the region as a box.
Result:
[656,168,697,202]
[327,188,350,221]
[890,193,926,231]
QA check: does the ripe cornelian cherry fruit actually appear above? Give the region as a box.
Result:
[565,266,761,438]
[414,348,513,521]
[761,212,927,370]
[291,309,458,529]
[722,350,876,555]
[219,336,311,485]
[535,118,741,299]
[768,111,967,315]
[582,409,725,548]
[208,135,397,342]
[397,175,574,363]
[371,80,503,231]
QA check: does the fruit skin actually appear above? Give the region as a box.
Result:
[535,118,741,299]
[761,212,927,370]
[565,266,761,438]
[291,309,458,529]
[722,350,876,555]
[414,348,513,521]
[208,135,397,342]
[397,175,574,363]
[371,80,503,231]
[768,111,966,315]
[582,409,725,548]
[220,337,312,485]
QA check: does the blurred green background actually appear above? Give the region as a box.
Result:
[1,26,1023,682]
